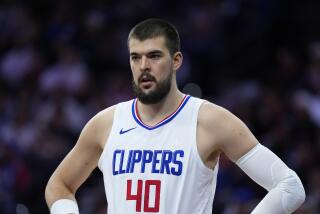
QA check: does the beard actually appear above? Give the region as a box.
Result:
[132,70,172,104]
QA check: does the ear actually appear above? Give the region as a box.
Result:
[172,52,183,71]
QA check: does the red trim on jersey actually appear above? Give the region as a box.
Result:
[135,95,187,128]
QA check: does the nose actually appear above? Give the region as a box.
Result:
[140,55,150,72]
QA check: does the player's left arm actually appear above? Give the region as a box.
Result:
[204,102,306,213]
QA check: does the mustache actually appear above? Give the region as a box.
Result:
[138,72,156,83]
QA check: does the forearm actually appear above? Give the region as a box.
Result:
[236,144,305,213]
[45,181,75,207]
[45,177,79,213]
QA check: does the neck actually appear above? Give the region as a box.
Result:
[136,88,184,125]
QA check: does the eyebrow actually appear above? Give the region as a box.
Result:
[130,50,164,56]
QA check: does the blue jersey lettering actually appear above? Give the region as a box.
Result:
[160,150,172,174]
[152,150,162,173]
[141,150,153,173]
[130,150,142,173]
[112,149,184,176]
[171,150,184,176]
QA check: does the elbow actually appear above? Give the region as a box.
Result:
[281,169,306,212]
[291,180,306,208]
[298,178,306,203]
[294,180,306,208]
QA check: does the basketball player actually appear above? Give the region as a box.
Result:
[45,18,305,213]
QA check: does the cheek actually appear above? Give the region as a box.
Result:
[132,73,139,83]
[157,62,172,78]
[130,65,138,80]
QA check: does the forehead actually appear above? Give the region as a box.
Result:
[128,36,169,54]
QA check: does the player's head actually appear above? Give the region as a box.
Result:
[128,18,183,104]
[128,18,181,56]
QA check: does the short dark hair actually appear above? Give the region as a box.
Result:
[128,18,181,56]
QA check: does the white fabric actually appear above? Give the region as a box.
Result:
[98,96,219,214]
[50,199,79,214]
[236,144,305,213]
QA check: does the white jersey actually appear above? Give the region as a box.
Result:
[98,95,219,214]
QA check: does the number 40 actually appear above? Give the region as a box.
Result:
[126,179,161,212]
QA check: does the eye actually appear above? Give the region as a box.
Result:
[131,55,140,61]
[149,54,161,60]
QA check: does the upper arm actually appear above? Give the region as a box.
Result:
[48,106,115,194]
[198,102,258,162]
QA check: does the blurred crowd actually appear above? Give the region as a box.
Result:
[0,0,319,213]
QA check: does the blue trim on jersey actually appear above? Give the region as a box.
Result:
[131,95,191,130]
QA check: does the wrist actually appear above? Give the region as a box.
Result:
[50,199,79,214]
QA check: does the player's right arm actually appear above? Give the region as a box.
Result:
[45,106,115,213]
[198,102,305,213]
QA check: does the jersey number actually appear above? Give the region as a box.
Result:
[126,179,161,212]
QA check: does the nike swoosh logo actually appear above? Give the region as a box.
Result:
[119,127,137,135]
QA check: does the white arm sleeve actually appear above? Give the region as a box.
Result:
[236,144,306,214]
[50,199,79,214]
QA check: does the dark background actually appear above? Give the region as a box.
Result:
[0,0,319,213]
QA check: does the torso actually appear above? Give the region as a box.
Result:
[98,95,219,214]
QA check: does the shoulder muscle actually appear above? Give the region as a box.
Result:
[198,101,258,162]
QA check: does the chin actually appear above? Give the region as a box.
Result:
[140,86,156,94]
[140,90,154,97]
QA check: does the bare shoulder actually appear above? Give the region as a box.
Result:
[197,101,234,147]
[80,105,116,149]
[198,101,258,162]
[198,101,234,130]
[92,105,116,130]
[196,101,233,162]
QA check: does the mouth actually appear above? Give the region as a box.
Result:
[139,74,156,89]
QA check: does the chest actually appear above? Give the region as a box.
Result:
[106,121,195,177]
